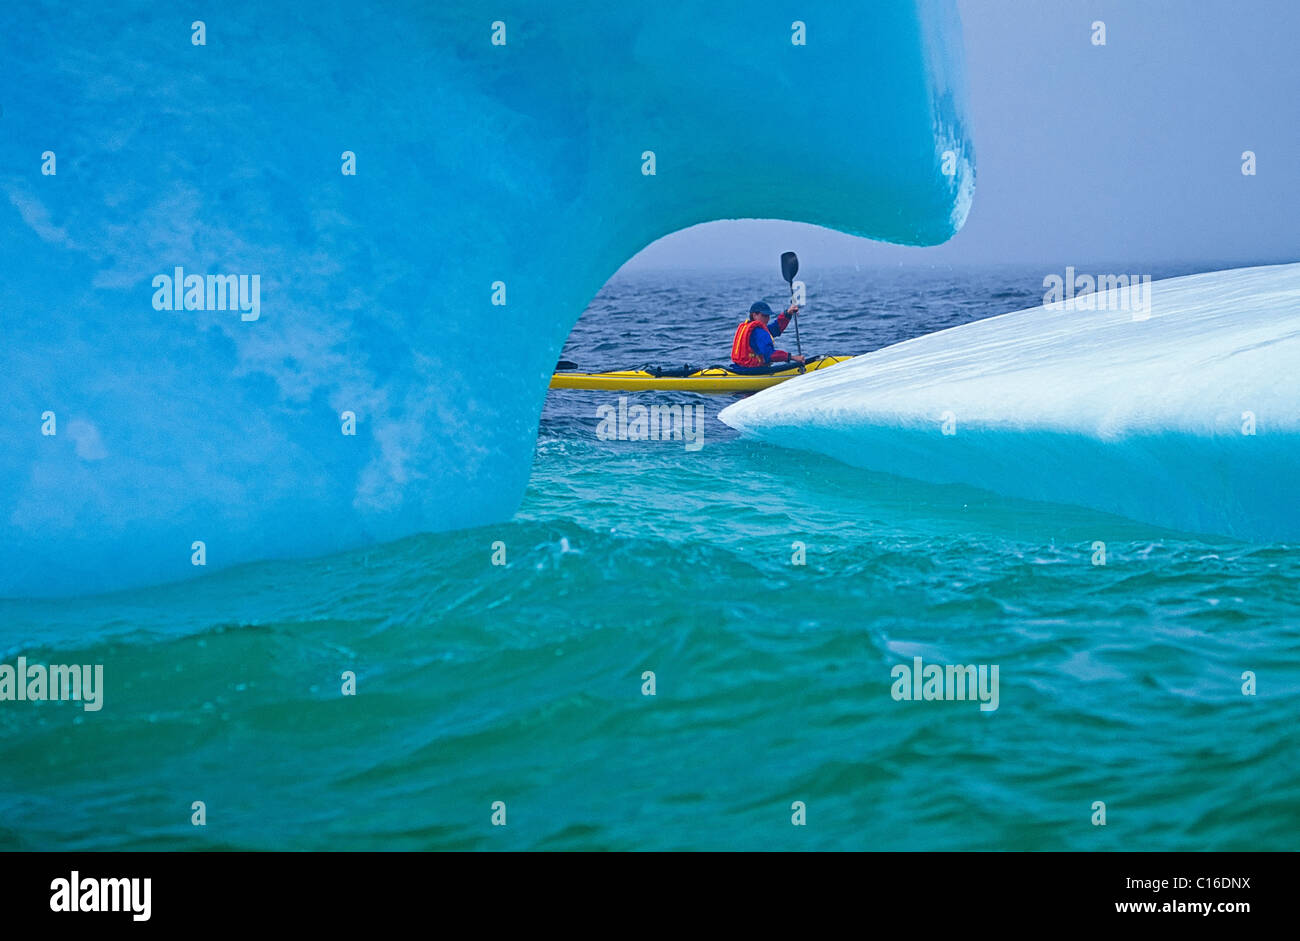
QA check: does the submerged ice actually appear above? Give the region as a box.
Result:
[720,264,1300,541]
[0,1,974,597]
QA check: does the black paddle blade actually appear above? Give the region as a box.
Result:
[780,251,799,284]
[555,360,579,371]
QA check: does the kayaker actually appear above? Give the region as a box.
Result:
[730,301,805,369]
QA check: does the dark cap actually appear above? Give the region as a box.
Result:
[749,301,775,317]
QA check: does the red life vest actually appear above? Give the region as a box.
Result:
[731,319,770,367]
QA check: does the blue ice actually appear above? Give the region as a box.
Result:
[0,1,973,597]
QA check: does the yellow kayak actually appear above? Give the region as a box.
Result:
[549,355,854,393]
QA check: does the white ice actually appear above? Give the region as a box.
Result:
[720,263,1300,540]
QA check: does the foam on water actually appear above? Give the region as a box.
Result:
[720,264,1300,541]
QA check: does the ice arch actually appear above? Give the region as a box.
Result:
[0,0,973,596]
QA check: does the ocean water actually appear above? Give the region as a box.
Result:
[2,264,1297,850]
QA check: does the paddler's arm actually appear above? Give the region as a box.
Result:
[769,306,798,337]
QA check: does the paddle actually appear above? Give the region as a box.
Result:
[780,251,803,358]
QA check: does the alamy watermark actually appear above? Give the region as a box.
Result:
[152,266,260,321]
[1043,266,1151,319]
[596,397,705,451]
[890,656,999,712]
[0,657,103,711]
[50,871,150,921]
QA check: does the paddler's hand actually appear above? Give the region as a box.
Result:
[786,305,799,316]
[793,354,807,364]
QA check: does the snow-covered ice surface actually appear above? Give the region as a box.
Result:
[720,264,1300,541]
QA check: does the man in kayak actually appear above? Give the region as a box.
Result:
[730,301,805,370]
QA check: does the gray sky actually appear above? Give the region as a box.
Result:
[625,0,1300,270]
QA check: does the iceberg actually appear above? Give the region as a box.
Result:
[720,264,1300,541]
[0,0,974,597]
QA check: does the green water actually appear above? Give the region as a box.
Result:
[2,434,1296,850]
